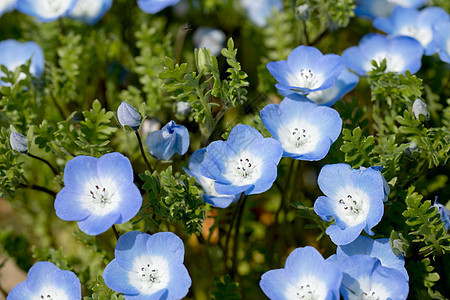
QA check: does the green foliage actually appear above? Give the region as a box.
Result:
[408,258,445,300]
[340,127,375,167]
[136,167,205,235]
[298,0,355,29]
[212,275,241,300]
[32,246,72,270]
[0,127,26,196]
[0,228,32,270]
[83,276,125,300]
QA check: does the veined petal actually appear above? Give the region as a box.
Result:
[115,231,150,271]
[103,260,140,295]
[77,211,120,235]
[146,232,185,264]
[326,222,366,245]
[63,155,99,190]
[114,182,142,224]
[97,152,134,189]
[54,187,92,221]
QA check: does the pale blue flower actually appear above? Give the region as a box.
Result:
[359,166,390,202]
[145,120,189,161]
[327,235,408,280]
[340,255,409,299]
[434,199,450,231]
[0,0,16,17]
[342,33,423,76]
[54,152,142,235]
[137,0,180,14]
[117,101,141,130]
[432,19,450,63]
[7,261,81,300]
[67,0,113,25]
[260,246,342,300]
[193,27,226,57]
[355,0,426,20]
[267,46,345,95]
[16,0,78,22]
[200,124,283,195]
[0,39,45,85]
[241,0,283,27]
[260,95,342,161]
[374,6,449,55]
[103,231,191,299]
[185,148,239,208]
[10,131,28,153]
[314,164,385,245]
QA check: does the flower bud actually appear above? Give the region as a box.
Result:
[412,99,429,120]
[10,131,28,153]
[295,4,309,20]
[117,101,141,130]
[195,48,214,74]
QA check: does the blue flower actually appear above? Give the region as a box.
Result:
[117,101,141,130]
[54,152,142,236]
[342,33,423,76]
[359,166,390,202]
[267,46,345,95]
[10,131,28,153]
[327,235,408,280]
[432,19,450,63]
[16,0,78,22]
[260,95,342,161]
[193,27,226,57]
[7,261,81,300]
[260,246,342,300]
[355,0,426,20]
[374,6,449,56]
[340,255,409,299]
[185,148,240,208]
[0,0,16,17]
[137,0,180,14]
[241,0,283,27]
[314,164,385,245]
[67,0,113,25]
[145,120,189,161]
[0,39,45,85]
[434,199,450,231]
[103,231,191,299]
[200,124,283,195]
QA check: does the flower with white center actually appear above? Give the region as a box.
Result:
[16,0,78,22]
[267,46,345,95]
[0,0,15,17]
[103,231,191,299]
[241,0,283,27]
[185,148,240,208]
[260,246,342,300]
[327,235,408,280]
[314,164,385,245]
[0,39,45,86]
[260,95,342,161]
[340,255,409,300]
[137,0,180,14]
[374,6,449,55]
[342,33,423,76]
[10,131,28,153]
[7,261,81,300]
[193,27,226,57]
[117,101,142,130]
[432,19,450,63]
[200,124,283,196]
[355,0,426,20]
[67,0,112,25]
[145,120,189,161]
[54,152,142,235]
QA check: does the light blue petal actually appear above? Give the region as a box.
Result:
[247,162,279,195]
[67,0,113,25]
[260,269,293,300]
[389,36,423,74]
[251,137,283,165]
[163,263,192,299]
[226,124,263,155]
[433,20,450,63]
[314,196,336,222]
[117,102,141,130]
[267,60,293,87]
[390,7,418,32]
[137,0,180,14]
[203,194,239,208]
[146,231,185,264]
[97,152,134,188]
[16,0,78,22]
[103,260,140,295]
[77,211,120,235]
[317,163,354,199]
[359,33,389,61]
[126,289,168,300]
[373,17,394,34]
[371,264,409,299]
[146,129,175,161]
[326,222,365,245]
[115,231,150,271]
[199,152,230,183]
[6,281,31,299]
[25,262,61,293]
[312,54,345,87]
[419,7,449,55]
[63,155,99,190]
[342,46,368,76]
[284,246,325,278]
[370,238,408,280]
[291,137,331,161]
[53,270,82,299]
[174,125,189,155]
[54,187,92,221]
[114,182,142,224]
[214,181,252,195]
[186,148,206,177]
[287,46,324,72]
[340,255,380,299]
[260,103,283,141]
[309,106,342,142]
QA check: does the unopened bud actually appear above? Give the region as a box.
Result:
[412,99,429,120]
[295,4,309,20]
[195,48,213,74]
[10,131,28,153]
[117,101,141,130]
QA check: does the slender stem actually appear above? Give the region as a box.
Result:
[27,152,58,175]
[135,131,153,173]
[224,193,245,267]
[302,20,310,46]
[230,195,248,279]
[310,29,330,46]
[18,183,56,197]
[112,225,120,240]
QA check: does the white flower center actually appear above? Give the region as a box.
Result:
[295,69,322,89]
[361,290,382,300]
[37,0,73,18]
[81,179,121,216]
[289,127,311,148]
[335,187,370,226]
[277,122,320,155]
[296,284,319,300]
[139,263,161,287]
[38,286,68,300]
[399,26,432,47]
[224,153,262,186]
[129,256,170,295]
[89,185,112,207]
[285,277,327,300]
[366,53,405,73]
[70,0,104,18]
[235,157,257,179]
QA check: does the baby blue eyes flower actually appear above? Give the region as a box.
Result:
[0,39,45,85]
[10,131,28,153]
[373,6,449,56]
[327,235,408,280]
[342,33,423,76]
[103,231,192,299]
[54,152,143,236]
[193,27,226,57]
[16,0,78,22]
[200,124,283,196]
[260,246,342,300]
[260,95,342,161]
[241,0,283,27]
[434,200,450,231]
[340,255,409,300]
[355,0,426,20]
[314,164,385,245]
[7,261,81,300]
[67,0,113,25]
[267,46,345,95]
[185,148,240,208]
[137,0,180,14]
[117,101,142,130]
[145,120,189,161]
[432,19,450,63]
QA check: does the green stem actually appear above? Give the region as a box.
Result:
[230,194,248,279]
[18,183,56,197]
[135,131,154,173]
[112,225,120,240]
[27,152,58,175]
[224,193,244,264]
